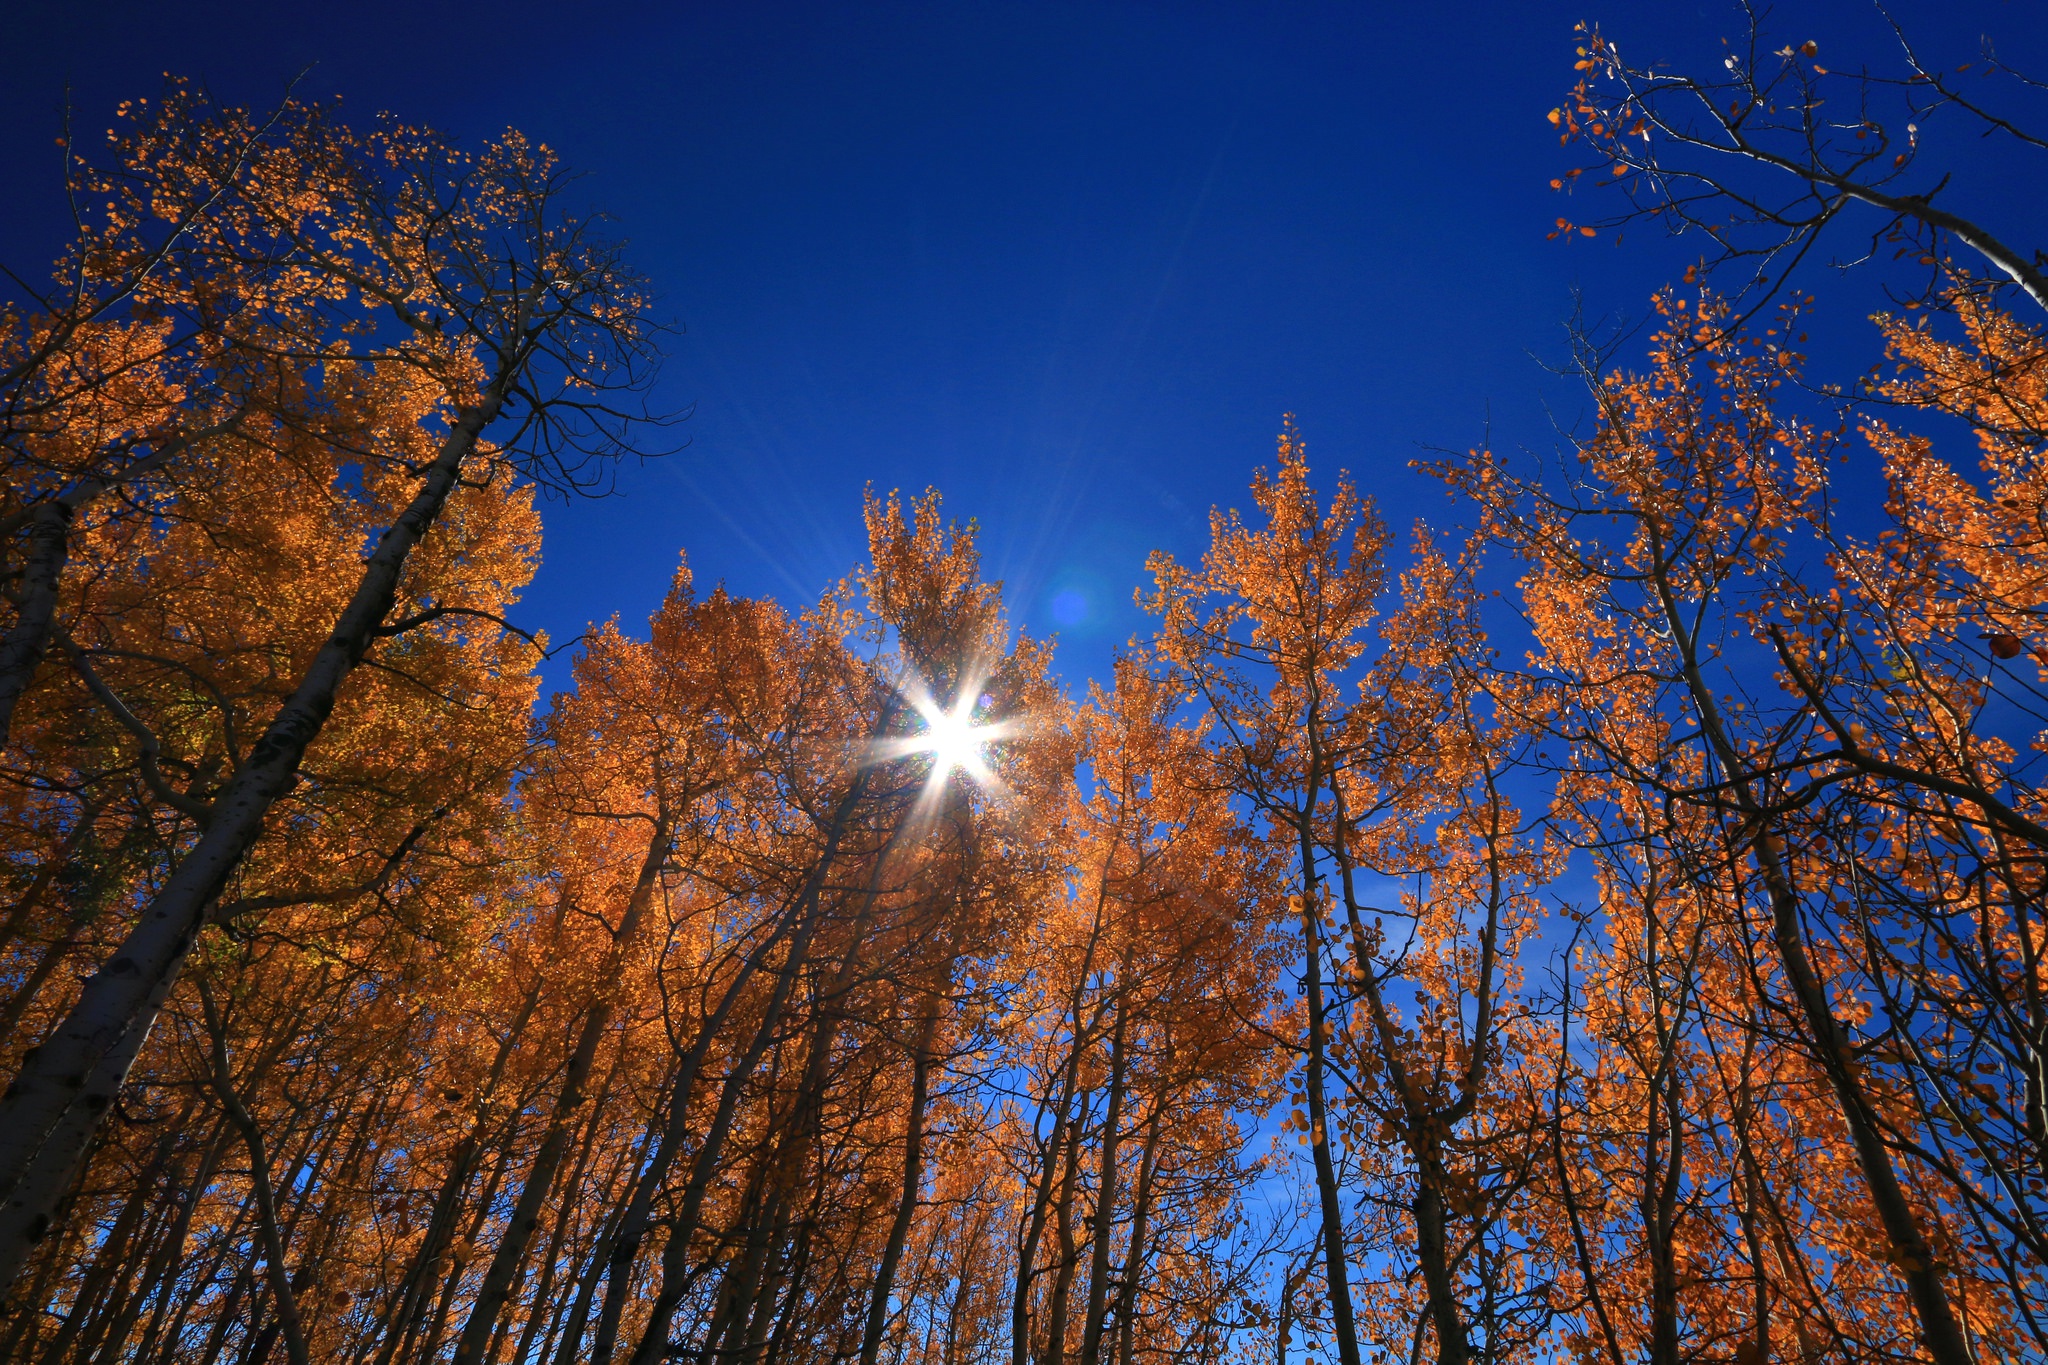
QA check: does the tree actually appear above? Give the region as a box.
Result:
[1438,283,2045,1364]
[0,84,658,1292]
[1146,423,1388,1365]
[1549,8,2048,316]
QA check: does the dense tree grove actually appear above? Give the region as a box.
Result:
[2,12,2045,1365]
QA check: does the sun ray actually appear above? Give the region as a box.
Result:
[869,676,1016,796]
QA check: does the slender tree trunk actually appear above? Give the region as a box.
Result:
[2,801,154,1055]
[3,1206,90,1361]
[104,1110,227,1350]
[1011,1109,1069,1365]
[1758,834,1970,1363]
[618,928,819,1365]
[542,1119,654,1365]
[1012,884,1112,1365]
[506,1052,622,1365]
[0,383,512,1291]
[696,1155,776,1363]
[369,1130,482,1365]
[1640,1041,1683,1365]
[1078,1002,1129,1365]
[191,1248,256,1365]
[695,876,883,1365]
[451,818,674,1365]
[203,994,311,1365]
[1042,1102,1087,1365]
[77,1182,183,1365]
[149,1180,258,1365]
[0,907,98,1060]
[861,1001,943,1365]
[1410,1164,1468,1365]
[129,1120,234,1365]
[623,773,909,1365]
[1114,1104,1163,1365]
[1293,828,1362,1365]
[741,1249,791,1365]
[591,761,887,1365]
[581,930,771,1365]
[761,1219,817,1365]
[370,984,540,1365]
[414,1139,518,1365]
[1734,1066,1773,1365]
[0,501,76,750]
[540,1210,624,1365]
[34,1139,162,1365]
[713,1180,784,1365]
[1658,557,1972,1365]
[942,1209,990,1365]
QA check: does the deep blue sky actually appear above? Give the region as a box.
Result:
[5,0,2043,692]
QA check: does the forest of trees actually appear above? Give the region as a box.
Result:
[2,10,2045,1365]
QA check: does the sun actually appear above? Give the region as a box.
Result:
[910,692,997,784]
[867,675,1018,794]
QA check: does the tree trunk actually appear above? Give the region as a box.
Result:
[1012,882,1113,1365]
[1294,843,1362,1365]
[413,1137,518,1365]
[1659,558,1972,1365]
[0,387,509,1292]
[1758,834,1970,1365]
[622,769,908,1365]
[860,1001,943,1365]
[617,928,819,1365]
[688,899,876,1365]
[0,501,76,750]
[541,1112,656,1365]
[33,1136,164,1365]
[1114,1104,1163,1365]
[711,1178,784,1365]
[370,983,540,1365]
[202,992,311,1365]
[1041,1101,1087,1365]
[761,1217,818,1365]
[1077,1001,1129,1365]
[1410,1168,1469,1365]
[451,818,673,1365]
[1011,1109,1068,1365]
[506,1052,622,1365]
[590,761,886,1365]
[128,1121,234,1365]
[147,1178,257,1365]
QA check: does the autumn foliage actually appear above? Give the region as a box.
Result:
[4,15,2048,1365]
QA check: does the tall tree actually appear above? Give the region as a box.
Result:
[0,85,657,1292]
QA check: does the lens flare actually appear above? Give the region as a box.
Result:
[868,677,1016,795]
[910,692,999,785]
[919,701,985,778]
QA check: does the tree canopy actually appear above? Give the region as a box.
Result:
[3,9,2047,1365]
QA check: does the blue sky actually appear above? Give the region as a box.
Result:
[5,0,2043,693]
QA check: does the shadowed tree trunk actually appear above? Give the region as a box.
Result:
[860,999,944,1365]
[0,387,513,1288]
[451,815,676,1365]
[1114,1103,1164,1365]
[1077,996,1130,1365]
[1041,1098,1087,1365]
